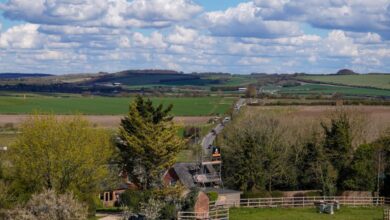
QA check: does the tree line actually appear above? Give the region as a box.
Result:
[221,108,390,197]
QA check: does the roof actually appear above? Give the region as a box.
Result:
[172,162,198,188]
[202,187,242,195]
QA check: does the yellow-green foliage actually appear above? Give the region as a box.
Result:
[8,115,114,203]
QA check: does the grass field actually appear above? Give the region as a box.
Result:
[301,74,390,90]
[0,133,16,146]
[279,83,390,96]
[230,207,383,220]
[0,96,235,116]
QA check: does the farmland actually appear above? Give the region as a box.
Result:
[242,105,390,144]
[279,83,390,97]
[230,207,383,220]
[0,95,235,116]
[300,74,390,90]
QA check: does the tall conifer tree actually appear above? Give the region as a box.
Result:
[117,96,183,189]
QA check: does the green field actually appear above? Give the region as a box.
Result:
[0,96,235,116]
[301,74,390,90]
[279,83,390,97]
[230,207,383,220]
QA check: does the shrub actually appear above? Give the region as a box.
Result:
[206,192,218,201]
[118,190,153,212]
[270,191,284,198]
[242,191,271,198]
[181,188,199,212]
[159,203,176,220]
[6,189,87,220]
[139,198,164,220]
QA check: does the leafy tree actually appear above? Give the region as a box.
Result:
[297,132,324,189]
[373,130,390,196]
[321,110,354,189]
[342,144,376,191]
[8,115,113,209]
[117,96,183,190]
[298,133,337,196]
[322,110,353,172]
[222,114,290,192]
[245,85,257,98]
[316,161,338,196]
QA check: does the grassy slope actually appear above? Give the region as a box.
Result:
[300,74,390,90]
[0,96,235,116]
[230,207,383,220]
[279,83,390,96]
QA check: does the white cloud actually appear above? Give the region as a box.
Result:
[0,24,45,49]
[1,0,202,28]
[203,2,302,38]
[238,57,271,65]
[125,0,202,22]
[1,0,108,25]
[350,32,382,44]
[324,30,359,57]
[132,32,167,49]
[34,50,87,61]
[167,26,198,45]
[252,0,390,38]
[1,0,390,74]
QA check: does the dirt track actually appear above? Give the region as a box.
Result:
[0,115,212,128]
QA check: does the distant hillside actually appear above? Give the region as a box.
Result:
[0,73,52,79]
[336,69,358,75]
[87,69,221,86]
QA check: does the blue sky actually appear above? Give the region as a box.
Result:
[0,0,390,74]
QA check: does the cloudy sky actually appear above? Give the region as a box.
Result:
[0,0,390,74]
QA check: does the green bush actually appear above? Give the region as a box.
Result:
[270,191,284,198]
[159,203,176,220]
[304,191,322,197]
[206,192,219,201]
[181,188,199,212]
[242,191,271,198]
[118,190,152,211]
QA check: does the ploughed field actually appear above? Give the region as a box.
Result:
[0,96,235,116]
[230,207,383,220]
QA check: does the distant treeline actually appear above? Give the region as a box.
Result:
[0,83,128,93]
[0,73,52,79]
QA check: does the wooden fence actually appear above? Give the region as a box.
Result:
[384,208,390,220]
[178,208,229,220]
[178,197,389,220]
[214,196,387,208]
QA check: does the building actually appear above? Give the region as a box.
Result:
[100,183,129,207]
[238,87,247,92]
[163,162,242,206]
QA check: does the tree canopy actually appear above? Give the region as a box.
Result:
[117,96,183,190]
[8,115,114,206]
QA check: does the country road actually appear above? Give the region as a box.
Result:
[201,98,245,154]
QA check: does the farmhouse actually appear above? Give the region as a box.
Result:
[163,162,242,206]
